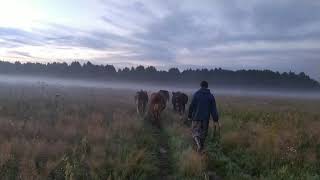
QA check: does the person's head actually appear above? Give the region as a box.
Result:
[200,81,208,88]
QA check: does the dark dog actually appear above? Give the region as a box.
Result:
[134,90,148,116]
[172,92,188,115]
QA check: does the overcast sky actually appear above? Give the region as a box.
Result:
[0,0,319,80]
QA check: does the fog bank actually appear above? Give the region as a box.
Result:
[0,74,319,100]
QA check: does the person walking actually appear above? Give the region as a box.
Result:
[188,81,219,152]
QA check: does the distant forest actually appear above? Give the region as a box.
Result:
[0,60,319,90]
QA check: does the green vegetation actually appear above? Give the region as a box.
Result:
[0,85,319,179]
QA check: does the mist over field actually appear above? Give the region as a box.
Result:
[1,74,319,100]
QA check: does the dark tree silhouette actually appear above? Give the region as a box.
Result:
[0,60,319,90]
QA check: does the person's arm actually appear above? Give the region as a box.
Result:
[210,95,219,122]
[188,94,197,120]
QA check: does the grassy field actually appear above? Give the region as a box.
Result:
[0,83,319,180]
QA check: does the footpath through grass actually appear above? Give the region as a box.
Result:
[161,111,215,180]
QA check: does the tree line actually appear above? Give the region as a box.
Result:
[0,60,319,90]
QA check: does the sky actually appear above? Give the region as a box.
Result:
[0,0,319,80]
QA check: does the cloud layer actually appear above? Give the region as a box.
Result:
[0,0,319,79]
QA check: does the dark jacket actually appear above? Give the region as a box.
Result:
[188,88,219,122]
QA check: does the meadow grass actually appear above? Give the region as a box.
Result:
[0,84,319,180]
[159,96,320,180]
[205,96,320,180]
[0,85,159,180]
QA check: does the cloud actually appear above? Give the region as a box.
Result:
[0,27,45,46]
[122,0,320,79]
[251,0,320,32]
[0,0,320,80]
[7,50,34,58]
[0,25,133,50]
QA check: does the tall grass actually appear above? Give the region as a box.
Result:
[159,96,320,179]
[205,96,320,179]
[0,85,159,180]
[0,84,319,179]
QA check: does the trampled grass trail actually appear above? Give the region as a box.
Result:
[153,127,173,180]
[147,110,222,180]
[144,112,174,180]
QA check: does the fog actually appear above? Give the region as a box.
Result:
[0,74,319,100]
